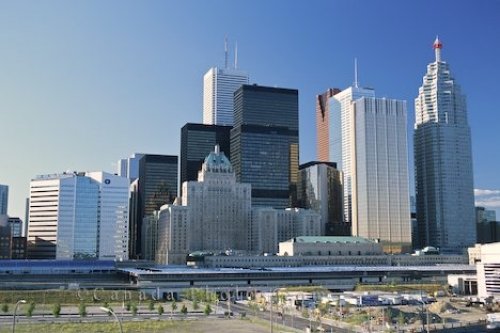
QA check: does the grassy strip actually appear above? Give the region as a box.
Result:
[0,289,145,304]
[0,319,193,333]
[355,283,445,295]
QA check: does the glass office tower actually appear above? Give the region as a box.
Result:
[231,84,299,209]
[180,123,231,196]
[414,38,475,253]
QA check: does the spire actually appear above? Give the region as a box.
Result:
[354,58,359,88]
[224,36,229,68]
[433,36,442,62]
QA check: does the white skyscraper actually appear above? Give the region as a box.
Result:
[0,185,8,215]
[352,97,411,249]
[28,172,129,260]
[329,86,375,224]
[203,41,248,126]
[117,153,144,182]
[414,37,475,253]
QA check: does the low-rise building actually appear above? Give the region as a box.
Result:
[469,242,500,298]
[279,236,382,256]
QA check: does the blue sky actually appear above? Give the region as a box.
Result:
[1,1,499,218]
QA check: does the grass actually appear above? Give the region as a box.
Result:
[355,283,445,295]
[0,289,145,304]
[0,317,301,333]
[0,320,191,333]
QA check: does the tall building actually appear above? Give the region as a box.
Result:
[297,161,345,235]
[7,217,22,237]
[0,185,8,215]
[180,123,231,195]
[414,38,475,253]
[316,88,341,161]
[157,146,252,264]
[203,42,249,126]
[27,172,129,260]
[0,215,11,259]
[117,153,145,182]
[351,97,411,251]
[135,154,178,258]
[183,145,251,253]
[330,86,375,224]
[231,84,299,209]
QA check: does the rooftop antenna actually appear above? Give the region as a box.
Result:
[224,36,228,69]
[354,57,359,88]
[234,41,238,69]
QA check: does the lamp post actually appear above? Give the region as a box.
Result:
[100,306,124,333]
[12,299,26,333]
[269,287,281,333]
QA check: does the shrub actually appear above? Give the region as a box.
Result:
[79,303,87,317]
[52,303,61,317]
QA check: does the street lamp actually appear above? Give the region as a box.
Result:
[269,287,282,333]
[12,299,26,333]
[100,306,124,333]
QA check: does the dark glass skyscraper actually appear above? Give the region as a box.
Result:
[231,84,299,209]
[180,123,231,195]
[134,154,178,258]
[297,161,345,236]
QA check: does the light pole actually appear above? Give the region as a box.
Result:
[12,299,26,333]
[269,287,281,333]
[100,306,124,333]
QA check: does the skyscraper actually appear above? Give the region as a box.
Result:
[157,146,252,264]
[27,172,129,260]
[316,88,341,161]
[352,97,411,251]
[203,41,249,126]
[180,123,231,195]
[231,84,299,209]
[330,86,375,224]
[0,185,8,215]
[414,37,475,253]
[134,154,178,258]
[117,153,145,182]
[297,161,345,235]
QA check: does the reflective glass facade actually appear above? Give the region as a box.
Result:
[180,123,231,195]
[0,185,8,215]
[414,44,475,253]
[231,85,299,209]
[297,161,344,235]
[136,155,178,258]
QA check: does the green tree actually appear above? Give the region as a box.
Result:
[125,301,131,311]
[204,304,212,316]
[148,300,155,311]
[180,304,188,316]
[1,304,8,313]
[397,312,405,326]
[193,300,199,310]
[157,304,164,316]
[26,302,35,317]
[79,303,87,317]
[183,289,193,301]
[131,303,138,316]
[52,303,61,317]
[170,300,177,318]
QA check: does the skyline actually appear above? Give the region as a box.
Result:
[1,1,500,219]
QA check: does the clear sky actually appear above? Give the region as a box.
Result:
[1,0,500,219]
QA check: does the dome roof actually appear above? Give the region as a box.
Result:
[203,145,233,173]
